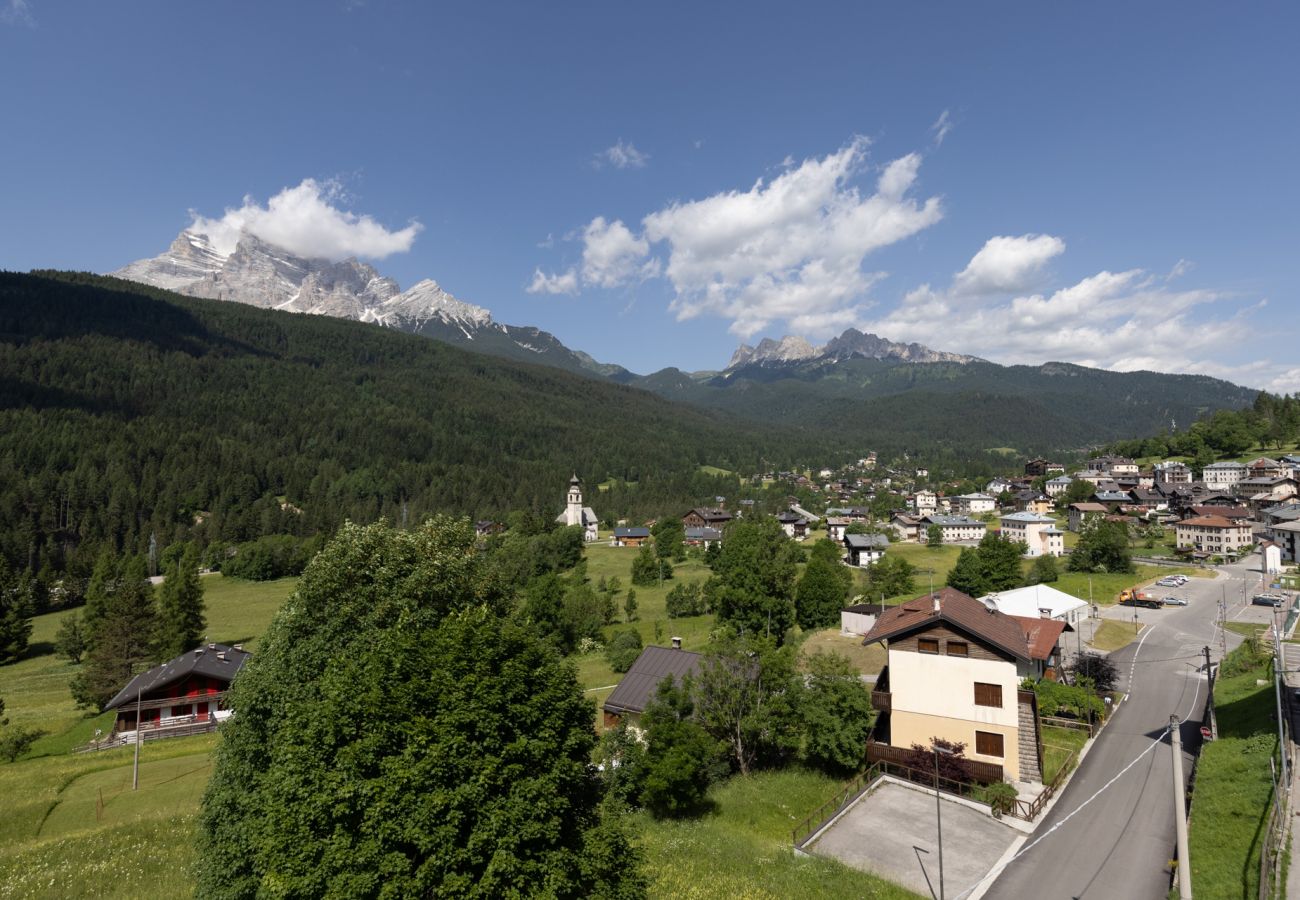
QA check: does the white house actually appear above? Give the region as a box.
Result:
[922,514,986,543]
[840,600,885,636]
[556,475,600,542]
[951,493,997,516]
[1202,461,1249,492]
[913,490,938,516]
[1261,540,1283,575]
[999,512,1065,557]
[844,533,889,567]
[825,516,852,542]
[1045,475,1074,498]
[1174,515,1253,555]
[978,584,1088,627]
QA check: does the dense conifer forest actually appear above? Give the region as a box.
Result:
[0,272,818,586]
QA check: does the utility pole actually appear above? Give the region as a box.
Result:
[1204,645,1217,739]
[132,690,142,791]
[1169,715,1192,900]
[1273,607,1289,786]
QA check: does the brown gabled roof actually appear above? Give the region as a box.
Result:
[1178,514,1249,529]
[602,645,703,716]
[860,588,1031,662]
[1188,505,1251,519]
[1008,616,1067,661]
[1069,502,1108,513]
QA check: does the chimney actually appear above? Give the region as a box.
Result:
[1039,607,1052,619]
[932,593,941,614]
[233,644,243,652]
[671,636,682,650]
[217,651,227,661]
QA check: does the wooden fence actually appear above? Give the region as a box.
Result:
[865,741,1004,784]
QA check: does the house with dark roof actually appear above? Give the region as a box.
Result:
[684,525,723,548]
[861,589,1062,783]
[602,643,703,730]
[775,511,809,540]
[920,514,986,543]
[843,532,889,567]
[682,507,733,530]
[104,643,250,746]
[1068,502,1109,532]
[840,600,887,636]
[611,526,651,547]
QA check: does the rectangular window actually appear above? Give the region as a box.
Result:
[918,638,939,654]
[946,641,969,657]
[975,731,1004,757]
[974,682,1003,707]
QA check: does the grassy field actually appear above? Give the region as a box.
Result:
[1091,620,1144,652]
[0,576,298,761]
[1039,723,1089,784]
[0,733,217,900]
[797,628,887,676]
[1187,646,1279,899]
[639,768,919,898]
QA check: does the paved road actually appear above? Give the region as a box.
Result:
[978,557,1263,900]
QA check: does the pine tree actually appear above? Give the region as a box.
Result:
[0,560,34,664]
[70,558,159,709]
[156,550,206,658]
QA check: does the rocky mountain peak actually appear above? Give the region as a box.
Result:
[725,328,979,371]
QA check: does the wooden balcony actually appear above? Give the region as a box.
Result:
[871,666,891,712]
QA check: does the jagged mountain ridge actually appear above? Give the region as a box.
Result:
[113,229,630,379]
[726,328,979,370]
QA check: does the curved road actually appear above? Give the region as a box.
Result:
[979,558,1265,900]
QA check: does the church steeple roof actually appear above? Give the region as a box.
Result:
[570,474,581,486]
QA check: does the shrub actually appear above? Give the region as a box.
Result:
[604,629,643,673]
[665,581,705,618]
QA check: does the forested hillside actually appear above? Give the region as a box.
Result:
[0,272,818,582]
[631,357,1257,456]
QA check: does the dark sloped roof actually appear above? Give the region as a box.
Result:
[614,526,651,538]
[860,589,1031,662]
[105,643,251,711]
[602,645,703,715]
[843,601,887,615]
[845,533,889,549]
[685,526,723,541]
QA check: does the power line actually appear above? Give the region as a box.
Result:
[954,634,1204,900]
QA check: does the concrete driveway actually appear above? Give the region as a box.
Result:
[808,779,1021,899]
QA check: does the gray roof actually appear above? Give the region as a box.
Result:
[1001,512,1056,523]
[613,527,650,538]
[603,645,703,716]
[685,526,723,541]
[845,533,889,549]
[105,643,251,711]
[924,514,985,527]
[1093,491,1133,502]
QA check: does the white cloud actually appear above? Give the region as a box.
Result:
[640,138,943,338]
[931,109,953,146]
[189,178,421,261]
[2,0,34,25]
[860,234,1274,381]
[581,217,654,288]
[1167,258,1193,280]
[951,234,1065,297]
[595,140,649,170]
[531,139,943,336]
[527,267,578,295]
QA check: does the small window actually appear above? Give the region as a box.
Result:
[974,682,1003,707]
[947,641,969,657]
[975,731,1004,757]
[918,638,939,654]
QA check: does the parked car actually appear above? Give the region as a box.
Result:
[1252,594,1286,608]
[1162,596,1188,606]
[1156,578,1180,587]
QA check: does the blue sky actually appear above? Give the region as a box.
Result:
[2,1,1296,389]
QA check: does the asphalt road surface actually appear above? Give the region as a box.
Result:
[979,558,1265,900]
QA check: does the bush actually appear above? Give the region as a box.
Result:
[665,581,705,618]
[901,738,972,784]
[604,629,643,673]
[0,725,43,763]
[221,534,316,581]
[975,780,1019,817]
[1034,678,1103,719]
[1065,652,1118,693]
[1220,638,1269,677]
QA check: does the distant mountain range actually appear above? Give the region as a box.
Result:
[114,230,632,380]
[113,231,1259,454]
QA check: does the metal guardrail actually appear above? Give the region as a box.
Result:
[792,763,883,849]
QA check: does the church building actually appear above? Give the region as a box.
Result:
[557,475,600,542]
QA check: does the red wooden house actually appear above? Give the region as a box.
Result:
[104,643,250,743]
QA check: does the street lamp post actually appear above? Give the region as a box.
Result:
[932,743,955,900]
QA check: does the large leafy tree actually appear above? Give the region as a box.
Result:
[197,518,643,899]
[1068,518,1134,574]
[692,630,801,775]
[865,555,916,601]
[799,651,875,774]
[706,518,799,644]
[945,532,1026,597]
[795,539,852,630]
[638,676,723,818]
